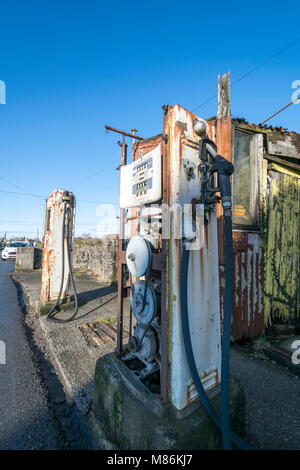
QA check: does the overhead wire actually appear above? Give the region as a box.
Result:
[0,188,117,205]
[259,96,300,125]
[192,36,300,112]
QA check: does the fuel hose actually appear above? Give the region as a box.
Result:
[180,223,254,450]
[47,201,79,323]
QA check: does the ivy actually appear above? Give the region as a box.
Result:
[264,248,298,320]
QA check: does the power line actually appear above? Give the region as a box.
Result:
[76,199,118,205]
[0,189,117,205]
[192,36,300,112]
[0,176,44,199]
[259,95,300,125]
[0,189,45,199]
[0,219,41,225]
[74,158,120,187]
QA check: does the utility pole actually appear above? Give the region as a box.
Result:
[116,137,128,355]
[104,125,143,354]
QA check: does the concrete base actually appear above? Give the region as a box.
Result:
[15,246,43,272]
[93,353,245,450]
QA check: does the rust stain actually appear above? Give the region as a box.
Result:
[230,232,264,340]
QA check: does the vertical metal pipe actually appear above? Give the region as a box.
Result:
[116,138,128,356]
[43,198,48,244]
[160,107,170,403]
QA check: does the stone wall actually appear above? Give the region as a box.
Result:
[72,236,118,283]
[16,246,43,271]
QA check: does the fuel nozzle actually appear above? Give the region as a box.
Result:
[193,120,234,214]
[209,155,234,216]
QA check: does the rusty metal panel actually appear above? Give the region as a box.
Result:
[41,190,75,303]
[229,231,265,340]
[166,105,221,410]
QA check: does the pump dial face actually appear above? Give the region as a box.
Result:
[126,236,152,277]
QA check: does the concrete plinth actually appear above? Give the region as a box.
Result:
[37,298,75,316]
[93,353,245,450]
[16,247,43,272]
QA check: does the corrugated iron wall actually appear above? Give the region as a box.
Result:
[231,232,264,339]
[215,116,265,340]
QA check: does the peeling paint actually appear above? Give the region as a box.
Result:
[41,190,75,304]
[264,166,300,322]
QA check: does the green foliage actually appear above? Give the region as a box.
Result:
[264,248,298,320]
[252,335,270,353]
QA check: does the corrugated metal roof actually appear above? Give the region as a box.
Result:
[233,117,298,136]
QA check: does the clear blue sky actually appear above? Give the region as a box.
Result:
[0,0,299,238]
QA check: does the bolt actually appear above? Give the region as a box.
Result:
[128,252,135,261]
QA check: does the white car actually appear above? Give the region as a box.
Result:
[1,241,32,261]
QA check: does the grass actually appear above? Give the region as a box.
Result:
[252,335,271,353]
[72,269,88,276]
[97,317,116,325]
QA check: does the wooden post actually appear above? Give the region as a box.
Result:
[215,72,232,325]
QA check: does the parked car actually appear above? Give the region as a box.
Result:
[1,241,32,261]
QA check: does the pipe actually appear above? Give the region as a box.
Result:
[180,241,253,450]
[221,214,233,449]
[180,144,254,448]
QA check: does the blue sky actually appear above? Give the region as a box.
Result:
[0,0,299,238]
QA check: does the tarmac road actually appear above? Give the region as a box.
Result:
[0,259,66,449]
[231,346,300,450]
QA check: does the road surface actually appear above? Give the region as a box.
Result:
[0,259,66,449]
[231,346,300,449]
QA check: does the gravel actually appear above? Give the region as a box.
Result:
[231,346,300,450]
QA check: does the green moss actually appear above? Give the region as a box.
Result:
[98,317,116,325]
[72,269,86,276]
[93,354,245,450]
[37,299,75,316]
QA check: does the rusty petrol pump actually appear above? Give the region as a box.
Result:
[39,189,79,322]
[93,105,250,450]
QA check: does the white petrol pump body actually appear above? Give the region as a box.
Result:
[119,105,221,411]
[167,106,221,410]
[41,189,75,304]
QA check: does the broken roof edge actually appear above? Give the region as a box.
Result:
[232,116,299,136]
[205,115,299,136]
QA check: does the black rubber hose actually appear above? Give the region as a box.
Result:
[180,242,254,450]
[48,237,79,323]
[221,215,233,449]
[47,203,79,323]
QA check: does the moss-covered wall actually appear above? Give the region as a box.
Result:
[264,164,300,322]
[232,119,300,326]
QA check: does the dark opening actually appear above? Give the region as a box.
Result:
[124,356,146,371]
[141,371,160,395]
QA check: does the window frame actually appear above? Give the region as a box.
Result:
[232,125,263,231]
